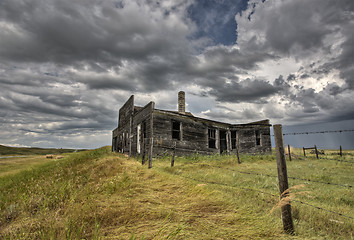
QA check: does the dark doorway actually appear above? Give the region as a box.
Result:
[219,130,227,154]
[113,137,117,151]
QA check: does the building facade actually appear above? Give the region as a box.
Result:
[112,92,272,157]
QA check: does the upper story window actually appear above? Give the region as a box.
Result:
[208,128,216,148]
[172,120,181,140]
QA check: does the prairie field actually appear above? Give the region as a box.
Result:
[0,146,353,239]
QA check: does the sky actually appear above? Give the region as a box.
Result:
[0,0,354,150]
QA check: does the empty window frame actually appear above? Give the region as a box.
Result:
[172,120,181,140]
[255,130,261,146]
[231,130,237,149]
[208,128,216,149]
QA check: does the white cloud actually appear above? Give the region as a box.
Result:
[0,0,353,148]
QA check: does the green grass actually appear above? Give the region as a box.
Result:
[0,144,79,156]
[0,147,353,239]
[0,156,65,177]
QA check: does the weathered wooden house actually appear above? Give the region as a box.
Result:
[112,91,271,157]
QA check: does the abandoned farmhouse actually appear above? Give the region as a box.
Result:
[112,91,272,157]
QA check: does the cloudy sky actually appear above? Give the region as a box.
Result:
[1,0,354,149]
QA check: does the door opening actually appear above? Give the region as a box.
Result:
[219,130,227,154]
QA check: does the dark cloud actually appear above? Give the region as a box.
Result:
[273,75,290,90]
[0,0,354,148]
[237,0,343,55]
[300,74,309,79]
[202,46,273,70]
[0,0,193,66]
[208,78,278,103]
[324,83,345,96]
[287,74,296,81]
[237,0,354,94]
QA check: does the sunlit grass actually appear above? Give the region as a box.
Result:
[0,147,353,239]
[0,155,68,177]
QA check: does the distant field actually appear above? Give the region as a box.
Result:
[0,156,53,177]
[0,144,77,156]
[0,145,79,177]
[0,147,353,239]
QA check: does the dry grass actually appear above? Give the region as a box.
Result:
[0,147,353,239]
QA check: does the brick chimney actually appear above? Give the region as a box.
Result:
[178,91,185,114]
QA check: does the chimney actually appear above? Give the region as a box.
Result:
[178,91,185,114]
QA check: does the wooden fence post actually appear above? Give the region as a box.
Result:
[314,145,319,159]
[148,137,153,169]
[236,146,241,164]
[303,147,306,157]
[171,142,176,167]
[288,145,292,161]
[340,146,342,157]
[273,124,294,235]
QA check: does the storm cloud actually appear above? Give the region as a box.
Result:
[0,0,353,148]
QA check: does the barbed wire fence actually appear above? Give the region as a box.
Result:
[146,126,354,234]
[282,129,354,135]
[168,170,354,220]
[269,128,354,163]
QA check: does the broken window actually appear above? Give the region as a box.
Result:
[208,128,216,149]
[172,120,181,140]
[255,130,261,146]
[231,130,237,149]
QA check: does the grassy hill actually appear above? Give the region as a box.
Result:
[0,144,77,156]
[0,147,353,239]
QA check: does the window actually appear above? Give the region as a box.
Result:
[255,130,261,146]
[208,128,216,148]
[231,130,237,149]
[172,120,181,140]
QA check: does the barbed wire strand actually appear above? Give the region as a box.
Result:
[211,165,353,188]
[317,156,354,164]
[282,129,354,136]
[175,163,353,188]
[291,199,354,220]
[168,171,354,220]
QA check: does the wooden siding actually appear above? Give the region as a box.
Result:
[153,111,224,156]
[151,111,272,156]
[118,95,134,127]
[112,96,272,156]
[131,101,154,156]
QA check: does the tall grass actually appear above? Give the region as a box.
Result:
[1,147,353,239]
[152,149,353,239]
[0,147,112,239]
